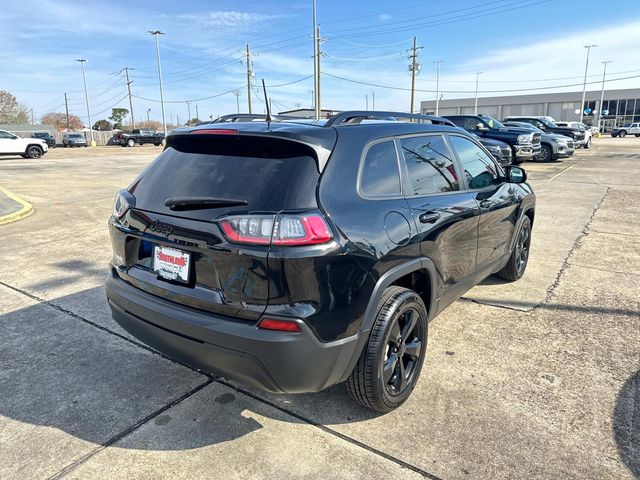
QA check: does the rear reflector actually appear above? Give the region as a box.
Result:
[191,129,238,135]
[258,318,302,332]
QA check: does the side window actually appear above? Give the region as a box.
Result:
[0,131,15,139]
[360,140,401,196]
[463,117,481,131]
[401,135,460,196]
[449,135,501,190]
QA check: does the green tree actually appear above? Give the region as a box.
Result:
[0,90,30,124]
[93,119,113,131]
[109,108,129,129]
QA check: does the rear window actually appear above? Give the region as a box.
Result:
[130,134,320,220]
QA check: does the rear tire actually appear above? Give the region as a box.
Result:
[26,145,43,159]
[346,286,428,413]
[496,216,531,281]
[619,130,627,138]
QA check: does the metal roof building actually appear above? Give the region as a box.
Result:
[420,88,640,131]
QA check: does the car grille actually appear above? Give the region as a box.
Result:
[567,140,574,149]
[532,133,541,146]
[500,146,512,161]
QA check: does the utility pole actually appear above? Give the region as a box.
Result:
[408,36,423,114]
[316,25,323,117]
[365,95,368,110]
[233,91,240,113]
[30,109,34,125]
[474,72,482,115]
[308,90,315,109]
[195,104,199,123]
[123,67,135,129]
[148,30,167,136]
[146,108,151,125]
[64,93,70,130]
[580,44,598,123]
[434,59,443,116]
[597,60,613,133]
[245,44,253,114]
[75,59,93,143]
[186,101,191,126]
[371,91,375,110]
[312,0,319,120]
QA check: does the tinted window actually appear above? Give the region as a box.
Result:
[360,140,401,196]
[401,135,459,195]
[449,135,501,190]
[130,135,320,221]
[0,131,15,139]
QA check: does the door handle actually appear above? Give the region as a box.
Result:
[479,199,492,209]
[419,211,441,224]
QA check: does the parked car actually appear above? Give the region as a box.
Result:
[611,123,640,137]
[115,129,165,147]
[62,132,88,147]
[443,114,541,164]
[503,121,574,162]
[471,133,512,167]
[554,121,592,148]
[503,116,585,145]
[105,111,536,413]
[0,129,48,159]
[31,132,56,148]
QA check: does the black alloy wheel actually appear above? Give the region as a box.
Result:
[347,286,428,412]
[27,146,43,159]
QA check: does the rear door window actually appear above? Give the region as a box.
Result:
[400,134,460,196]
[359,140,401,197]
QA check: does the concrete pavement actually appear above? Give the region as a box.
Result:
[0,140,638,479]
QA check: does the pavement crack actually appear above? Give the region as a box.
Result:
[459,296,528,312]
[215,379,443,480]
[535,186,611,310]
[47,378,214,480]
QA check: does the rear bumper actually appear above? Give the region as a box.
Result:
[105,270,361,393]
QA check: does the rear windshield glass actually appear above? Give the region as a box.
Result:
[130,135,320,220]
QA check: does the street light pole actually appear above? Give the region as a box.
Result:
[312,0,319,120]
[597,60,612,133]
[75,59,93,144]
[371,91,375,110]
[146,108,151,124]
[434,59,443,116]
[579,44,598,123]
[148,31,167,136]
[474,71,482,115]
[233,90,240,113]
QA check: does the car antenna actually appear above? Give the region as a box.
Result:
[262,78,273,123]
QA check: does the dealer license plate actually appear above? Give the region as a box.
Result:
[153,245,190,282]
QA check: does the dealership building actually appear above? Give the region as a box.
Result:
[420,87,640,131]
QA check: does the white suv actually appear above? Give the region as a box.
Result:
[555,121,592,148]
[0,130,48,159]
[612,123,640,138]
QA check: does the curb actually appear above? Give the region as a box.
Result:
[0,186,33,225]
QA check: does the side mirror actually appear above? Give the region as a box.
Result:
[505,166,527,184]
[475,122,488,131]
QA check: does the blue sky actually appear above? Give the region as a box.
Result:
[1,0,640,125]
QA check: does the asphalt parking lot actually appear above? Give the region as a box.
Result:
[1,139,638,479]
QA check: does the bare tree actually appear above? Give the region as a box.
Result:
[41,112,84,131]
[0,90,30,124]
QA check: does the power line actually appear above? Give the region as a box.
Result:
[132,86,245,104]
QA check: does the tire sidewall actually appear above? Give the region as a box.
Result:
[127,138,135,147]
[27,146,42,159]
[370,292,428,410]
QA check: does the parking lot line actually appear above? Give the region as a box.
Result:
[0,186,33,225]
[547,163,576,182]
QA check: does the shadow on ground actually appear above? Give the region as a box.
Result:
[0,286,379,453]
[614,369,640,478]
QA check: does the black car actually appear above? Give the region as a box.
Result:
[472,133,512,167]
[105,111,535,412]
[444,114,541,164]
[31,132,56,148]
[503,116,584,144]
[116,129,165,147]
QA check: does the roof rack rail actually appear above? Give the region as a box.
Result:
[323,111,456,128]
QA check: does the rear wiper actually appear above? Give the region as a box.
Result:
[164,197,248,211]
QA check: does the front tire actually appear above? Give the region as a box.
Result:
[346,286,428,413]
[127,138,135,147]
[537,144,553,162]
[496,216,532,281]
[619,130,627,138]
[26,145,43,159]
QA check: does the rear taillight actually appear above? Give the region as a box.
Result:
[258,318,302,332]
[219,213,332,246]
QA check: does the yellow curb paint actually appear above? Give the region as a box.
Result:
[0,186,33,225]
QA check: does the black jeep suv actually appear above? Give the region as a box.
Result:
[105,111,535,412]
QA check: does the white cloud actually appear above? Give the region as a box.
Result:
[176,11,288,29]
[378,13,392,21]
